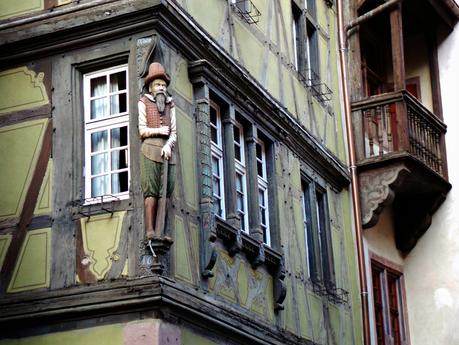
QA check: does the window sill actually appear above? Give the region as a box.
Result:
[311,280,349,305]
[73,194,132,220]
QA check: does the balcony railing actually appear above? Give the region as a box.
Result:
[351,91,447,176]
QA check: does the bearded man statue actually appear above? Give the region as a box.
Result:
[138,62,176,240]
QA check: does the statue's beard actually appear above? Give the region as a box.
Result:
[155,92,167,114]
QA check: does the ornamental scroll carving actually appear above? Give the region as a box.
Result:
[359,164,410,228]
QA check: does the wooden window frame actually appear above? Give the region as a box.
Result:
[234,120,249,233]
[83,64,130,203]
[370,253,410,345]
[256,138,270,246]
[301,177,335,289]
[291,0,322,93]
[210,100,226,219]
[209,93,274,247]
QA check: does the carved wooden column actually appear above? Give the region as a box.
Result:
[245,125,263,243]
[222,105,242,255]
[194,82,217,285]
[390,4,409,152]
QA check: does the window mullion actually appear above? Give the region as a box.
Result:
[245,125,263,242]
[222,106,239,228]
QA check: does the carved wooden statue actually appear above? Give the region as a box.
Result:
[139,62,176,240]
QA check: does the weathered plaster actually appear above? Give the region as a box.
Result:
[403,21,459,345]
[364,208,404,266]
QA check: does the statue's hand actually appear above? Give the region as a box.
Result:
[161,144,172,160]
[158,126,170,136]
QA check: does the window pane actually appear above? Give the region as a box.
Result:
[257,161,263,177]
[112,171,129,193]
[256,143,262,159]
[210,106,217,125]
[90,98,108,119]
[211,126,218,145]
[212,157,219,175]
[236,173,243,191]
[110,71,126,92]
[233,126,240,143]
[91,175,108,197]
[111,126,128,147]
[91,153,108,175]
[90,76,107,97]
[110,93,127,114]
[212,198,222,216]
[91,130,108,152]
[258,189,265,206]
[213,176,221,195]
[235,143,241,161]
[237,193,243,210]
[111,150,128,170]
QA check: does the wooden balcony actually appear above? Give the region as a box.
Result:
[351,91,451,252]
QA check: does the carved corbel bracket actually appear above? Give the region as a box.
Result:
[359,163,410,228]
[273,258,287,311]
[140,237,174,275]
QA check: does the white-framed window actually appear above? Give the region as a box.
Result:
[256,139,270,245]
[210,100,225,219]
[234,121,249,232]
[83,65,130,201]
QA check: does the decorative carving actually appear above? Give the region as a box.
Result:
[273,258,286,311]
[359,163,410,228]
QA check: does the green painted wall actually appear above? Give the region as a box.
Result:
[0,1,43,21]
[7,228,51,293]
[0,324,124,345]
[181,0,346,161]
[0,119,48,220]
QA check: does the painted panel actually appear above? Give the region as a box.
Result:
[187,0,226,40]
[284,277,296,333]
[181,329,219,345]
[307,291,323,338]
[329,304,341,345]
[283,67,297,118]
[176,107,198,210]
[174,215,193,284]
[190,222,199,282]
[297,282,311,339]
[0,0,44,20]
[80,211,125,280]
[171,60,193,103]
[34,159,52,216]
[265,51,280,100]
[0,234,13,271]
[7,228,51,293]
[233,20,263,80]
[213,251,238,303]
[0,67,49,114]
[0,119,47,220]
[0,323,124,345]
